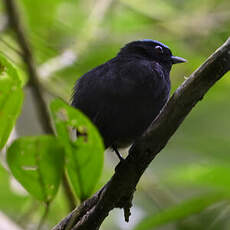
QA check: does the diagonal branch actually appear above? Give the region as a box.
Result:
[52,37,230,230]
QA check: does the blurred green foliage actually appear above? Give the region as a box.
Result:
[0,0,230,229]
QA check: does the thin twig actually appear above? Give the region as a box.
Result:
[3,0,76,213]
[63,172,77,211]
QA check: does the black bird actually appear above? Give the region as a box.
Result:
[72,39,186,160]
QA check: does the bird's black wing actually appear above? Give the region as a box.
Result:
[72,58,166,148]
[71,61,118,147]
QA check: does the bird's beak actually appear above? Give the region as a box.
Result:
[171,56,187,64]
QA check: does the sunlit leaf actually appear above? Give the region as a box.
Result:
[134,193,228,230]
[0,53,23,150]
[7,135,65,202]
[50,99,104,201]
[167,164,230,191]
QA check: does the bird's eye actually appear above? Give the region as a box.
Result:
[155,46,163,55]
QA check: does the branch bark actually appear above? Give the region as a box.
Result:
[53,37,230,230]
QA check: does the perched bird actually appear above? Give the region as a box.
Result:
[72,39,186,160]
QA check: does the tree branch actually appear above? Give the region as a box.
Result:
[52,37,230,230]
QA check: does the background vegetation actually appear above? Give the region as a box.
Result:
[0,0,230,229]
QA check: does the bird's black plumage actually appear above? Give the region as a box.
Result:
[72,39,186,152]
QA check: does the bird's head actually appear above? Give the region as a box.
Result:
[118,39,186,67]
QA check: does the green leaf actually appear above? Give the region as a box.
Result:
[134,193,228,230]
[50,99,104,201]
[135,164,230,230]
[0,163,29,216]
[167,164,230,191]
[0,53,24,150]
[7,135,65,202]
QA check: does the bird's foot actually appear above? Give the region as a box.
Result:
[112,145,124,161]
